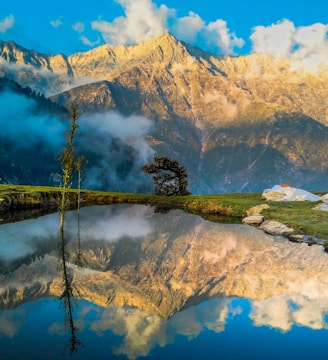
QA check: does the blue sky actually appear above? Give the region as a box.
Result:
[1,0,328,61]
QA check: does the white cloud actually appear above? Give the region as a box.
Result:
[172,11,204,44]
[250,19,328,71]
[50,19,63,28]
[72,22,85,33]
[173,13,244,55]
[91,0,170,46]
[80,111,153,162]
[80,35,101,47]
[90,0,244,55]
[203,19,245,55]
[0,15,14,33]
[250,19,295,59]
[65,205,153,242]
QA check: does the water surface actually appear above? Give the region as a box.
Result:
[1,205,328,359]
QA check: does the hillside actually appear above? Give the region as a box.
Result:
[0,34,328,193]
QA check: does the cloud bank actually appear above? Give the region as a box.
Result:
[91,0,244,55]
[0,90,65,149]
[92,0,170,46]
[78,111,154,191]
[0,88,154,191]
[88,0,328,66]
[173,12,244,55]
[250,19,328,71]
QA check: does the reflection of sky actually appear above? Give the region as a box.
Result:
[251,294,328,332]
[0,213,59,262]
[2,297,328,360]
[2,205,328,358]
[65,205,153,241]
[0,204,153,264]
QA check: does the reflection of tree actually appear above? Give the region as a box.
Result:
[75,207,84,267]
[57,103,84,354]
[153,205,173,214]
[58,225,84,355]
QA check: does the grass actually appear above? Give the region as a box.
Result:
[1,184,328,239]
[260,200,328,239]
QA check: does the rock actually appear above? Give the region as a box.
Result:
[321,194,328,202]
[260,220,295,236]
[262,185,321,202]
[313,202,328,211]
[288,234,305,243]
[242,215,264,225]
[246,204,270,216]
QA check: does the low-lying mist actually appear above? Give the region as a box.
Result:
[0,89,154,192]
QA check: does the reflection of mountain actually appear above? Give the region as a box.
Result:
[1,205,328,320]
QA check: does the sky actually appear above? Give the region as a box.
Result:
[1,0,328,62]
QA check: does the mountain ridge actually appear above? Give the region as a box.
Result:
[1,33,327,126]
[1,34,328,192]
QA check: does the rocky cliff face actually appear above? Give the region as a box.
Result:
[2,34,327,126]
[1,34,328,192]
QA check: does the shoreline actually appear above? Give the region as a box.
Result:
[1,185,328,247]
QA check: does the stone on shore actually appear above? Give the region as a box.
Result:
[260,220,295,236]
[242,215,264,225]
[246,204,270,216]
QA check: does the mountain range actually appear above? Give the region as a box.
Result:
[1,33,328,193]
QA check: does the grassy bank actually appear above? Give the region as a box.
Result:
[0,184,328,239]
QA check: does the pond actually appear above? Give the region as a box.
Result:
[1,204,328,359]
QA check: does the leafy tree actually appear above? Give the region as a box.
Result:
[58,103,80,230]
[142,157,190,196]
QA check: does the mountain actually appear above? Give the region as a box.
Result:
[1,34,328,193]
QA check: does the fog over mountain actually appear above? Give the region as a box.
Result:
[1,33,328,193]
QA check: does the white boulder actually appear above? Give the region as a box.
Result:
[262,185,321,202]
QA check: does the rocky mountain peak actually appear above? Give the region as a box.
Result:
[0,39,48,68]
[1,35,328,192]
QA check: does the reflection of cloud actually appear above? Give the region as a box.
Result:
[0,309,25,338]
[65,205,153,242]
[91,306,164,360]
[0,213,59,263]
[85,298,234,360]
[0,205,153,266]
[251,294,328,332]
[48,322,66,336]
